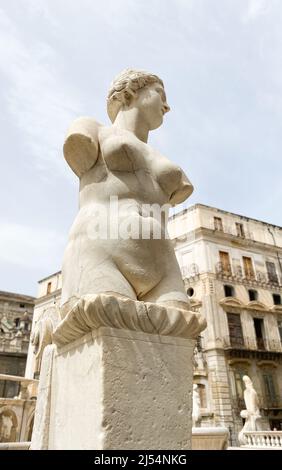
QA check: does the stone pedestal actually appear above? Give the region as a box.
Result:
[49,328,194,449]
[31,294,206,450]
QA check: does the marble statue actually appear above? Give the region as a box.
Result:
[192,384,201,427]
[242,375,260,417]
[31,69,206,450]
[61,68,194,318]
[238,375,263,445]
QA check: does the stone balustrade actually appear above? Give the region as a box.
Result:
[242,431,282,449]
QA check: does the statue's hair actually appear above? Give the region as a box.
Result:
[107,68,164,123]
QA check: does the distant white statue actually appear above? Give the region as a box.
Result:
[242,375,260,418]
[238,375,263,444]
[192,384,201,427]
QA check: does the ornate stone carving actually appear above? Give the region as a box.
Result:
[53,294,206,348]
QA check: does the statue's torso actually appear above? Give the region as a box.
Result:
[61,124,189,305]
[78,126,183,208]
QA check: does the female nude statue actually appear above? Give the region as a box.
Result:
[238,375,263,444]
[61,69,194,317]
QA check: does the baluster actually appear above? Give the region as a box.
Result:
[270,434,275,447]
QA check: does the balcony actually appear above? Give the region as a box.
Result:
[241,431,282,448]
[223,335,282,353]
[261,396,282,410]
[232,395,282,415]
[215,263,282,290]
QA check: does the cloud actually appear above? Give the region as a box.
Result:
[0,6,83,177]
[0,222,65,270]
[242,0,269,23]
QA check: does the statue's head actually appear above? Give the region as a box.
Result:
[242,375,252,388]
[107,68,170,129]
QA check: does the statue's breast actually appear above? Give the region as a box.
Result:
[98,126,149,173]
[146,146,183,200]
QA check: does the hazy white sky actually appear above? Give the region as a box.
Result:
[0,0,281,296]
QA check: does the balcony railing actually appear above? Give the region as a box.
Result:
[223,335,282,352]
[241,431,282,448]
[215,263,282,289]
[261,396,282,409]
[232,395,282,413]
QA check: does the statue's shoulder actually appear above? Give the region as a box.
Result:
[65,116,102,141]
[64,117,102,178]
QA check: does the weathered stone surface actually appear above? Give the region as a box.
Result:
[53,294,206,348]
[48,328,195,450]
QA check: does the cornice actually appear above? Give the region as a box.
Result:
[172,227,282,254]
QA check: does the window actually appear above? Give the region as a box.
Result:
[253,318,265,350]
[214,217,223,232]
[236,223,245,238]
[14,318,20,327]
[224,285,234,297]
[248,289,258,301]
[187,287,194,297]
[227,313,244,348]
[263,373,277,406]
[243,256,255,279]
[46,282,52,295]
[19,303,25,309]
[219,251,232,275]
[266,261,279,284]
[273,294,281,305]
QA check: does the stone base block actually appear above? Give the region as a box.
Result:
[192,427,229,450]
[47,327,194,450]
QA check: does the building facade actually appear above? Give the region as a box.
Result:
[25,205,282,445]
[0,291,34,398]
[169,204,282,443]
[0,291,36,443]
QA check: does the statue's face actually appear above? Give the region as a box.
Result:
[133,82,170,130]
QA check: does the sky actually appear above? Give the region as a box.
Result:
[0,0,281,297]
